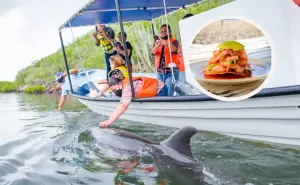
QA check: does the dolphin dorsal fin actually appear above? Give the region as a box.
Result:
[161,126,198,159]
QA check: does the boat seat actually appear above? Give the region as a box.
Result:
[174,81,202,96]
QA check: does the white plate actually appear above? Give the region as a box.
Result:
[192,58,269,85]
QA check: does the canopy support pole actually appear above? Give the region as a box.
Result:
[150,19,156,41]
[59,29,74,93]
[149,13,156,41]
[208,0,210,10]
[115,0,135,98]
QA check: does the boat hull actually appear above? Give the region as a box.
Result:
[74,91,300,147]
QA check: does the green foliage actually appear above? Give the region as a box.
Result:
[13,0,233,86]
[15,69,26,85]
[24,85,46,94]
[0,81,17,93]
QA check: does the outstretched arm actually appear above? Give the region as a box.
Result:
[62,69,78,78]
[56,69,78,83]
[95,84,110,98]
[99,102,130,127]
[110,102,129,121]
[99,85,132,127]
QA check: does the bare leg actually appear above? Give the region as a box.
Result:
[58,95,67,111]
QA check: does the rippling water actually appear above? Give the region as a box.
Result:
[0,93,300,185]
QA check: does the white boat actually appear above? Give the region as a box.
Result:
[58,0,300,147]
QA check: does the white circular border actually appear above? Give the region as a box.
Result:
[187,15,276,102]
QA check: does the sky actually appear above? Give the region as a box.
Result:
[0,0,95,81]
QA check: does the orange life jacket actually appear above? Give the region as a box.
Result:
[154,37,179,69]
[178,55,185,72]
[122,76,158,98]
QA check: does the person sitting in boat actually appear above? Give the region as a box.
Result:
[93,23,118,82]
[113,32,133,73]
[99,71,168,128]
[95,55,129,98]
[55,69,100,111]
[151,24,180,96]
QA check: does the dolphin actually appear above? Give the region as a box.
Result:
[79,126,214,185]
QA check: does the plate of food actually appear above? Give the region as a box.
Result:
[194,41,269,85]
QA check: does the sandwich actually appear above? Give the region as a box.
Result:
[203,41,252,78]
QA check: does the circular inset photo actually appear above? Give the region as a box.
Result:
[188,19,272,100]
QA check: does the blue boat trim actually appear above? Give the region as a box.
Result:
[71,84,300,102]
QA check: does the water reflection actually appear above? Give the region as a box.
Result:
[0,93,300,185]
[18,93,86,112]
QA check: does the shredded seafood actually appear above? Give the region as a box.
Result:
[204,46,252,78]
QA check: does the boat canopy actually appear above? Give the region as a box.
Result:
[58,0,203,96]
[59,0,201,29]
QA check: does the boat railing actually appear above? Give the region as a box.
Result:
[72,83,300,102]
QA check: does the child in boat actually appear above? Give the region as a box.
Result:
[95,55,129,98]
[113,32,133,73]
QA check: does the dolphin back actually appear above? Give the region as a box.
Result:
[160,126,198,160]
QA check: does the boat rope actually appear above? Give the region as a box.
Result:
[162,0,176,83]
[68,22,92,90]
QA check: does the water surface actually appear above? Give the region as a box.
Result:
[0,93,299,185]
